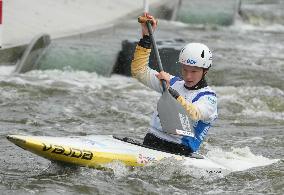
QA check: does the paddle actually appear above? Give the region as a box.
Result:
[143,0,149,13]
[138,16,194,136]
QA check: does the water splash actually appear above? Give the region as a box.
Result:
[215,86,284,123]
[103,160,132,179]
[206,146,279,172]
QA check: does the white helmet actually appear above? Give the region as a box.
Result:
[179,43,212,69]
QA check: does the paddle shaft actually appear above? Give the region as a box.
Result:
[141,18,192,136]
[145,21,167,92]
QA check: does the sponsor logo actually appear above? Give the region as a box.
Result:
[206,169,222,174]
[207,96,216,105]
[177,113,194,136]
[42,143,93,160]
[199,126,210,141]
[186,59,197,65]
[178,113,193,132]
[176,129,194,137]
[137,154,156,164]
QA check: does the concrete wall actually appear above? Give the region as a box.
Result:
[0,0,168,65]
[2,0,164,48]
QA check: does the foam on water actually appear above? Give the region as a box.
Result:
[1,69,139,93]
[103,160,132,179]
[232,19,284,33]
[214,86,284,123]
[241,109,284,121]
[206,145,279,172]
[25,69,105,90]
[91,151,274,181]
[0,65,15,76]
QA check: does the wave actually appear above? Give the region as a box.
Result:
[1,69,125,92]
[206,145,279,172]
[0,65,15,76]
[239,0,284,26]
[2,69,283,124]
[215,86,284,123]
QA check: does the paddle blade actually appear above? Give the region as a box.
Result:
[157,90,195,136]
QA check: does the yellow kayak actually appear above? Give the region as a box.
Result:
[7,134,228,173]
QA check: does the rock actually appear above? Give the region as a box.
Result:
[112,39,187,77]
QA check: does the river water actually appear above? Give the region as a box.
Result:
[1,5,284,195]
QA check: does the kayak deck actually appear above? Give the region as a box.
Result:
[113,136,204,159]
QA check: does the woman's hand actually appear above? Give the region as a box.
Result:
[155,71,171,88]
[140,13,158,36]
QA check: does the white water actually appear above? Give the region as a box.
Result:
[206,146,279,172]
[102,145,279,179]
[232,16,284,33]
[6,69,283,126]
[2,69,280,175]
[0,65,14,75]
[215,86,284,121]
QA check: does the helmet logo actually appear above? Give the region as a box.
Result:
[201,50,204,58]
[186,59,196,64]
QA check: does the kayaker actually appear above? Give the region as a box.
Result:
[131,13,217,155]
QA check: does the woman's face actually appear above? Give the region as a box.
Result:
[181,64,206,88]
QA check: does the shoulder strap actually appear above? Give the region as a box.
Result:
[192,91,216,103]
[170,76,182,86]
